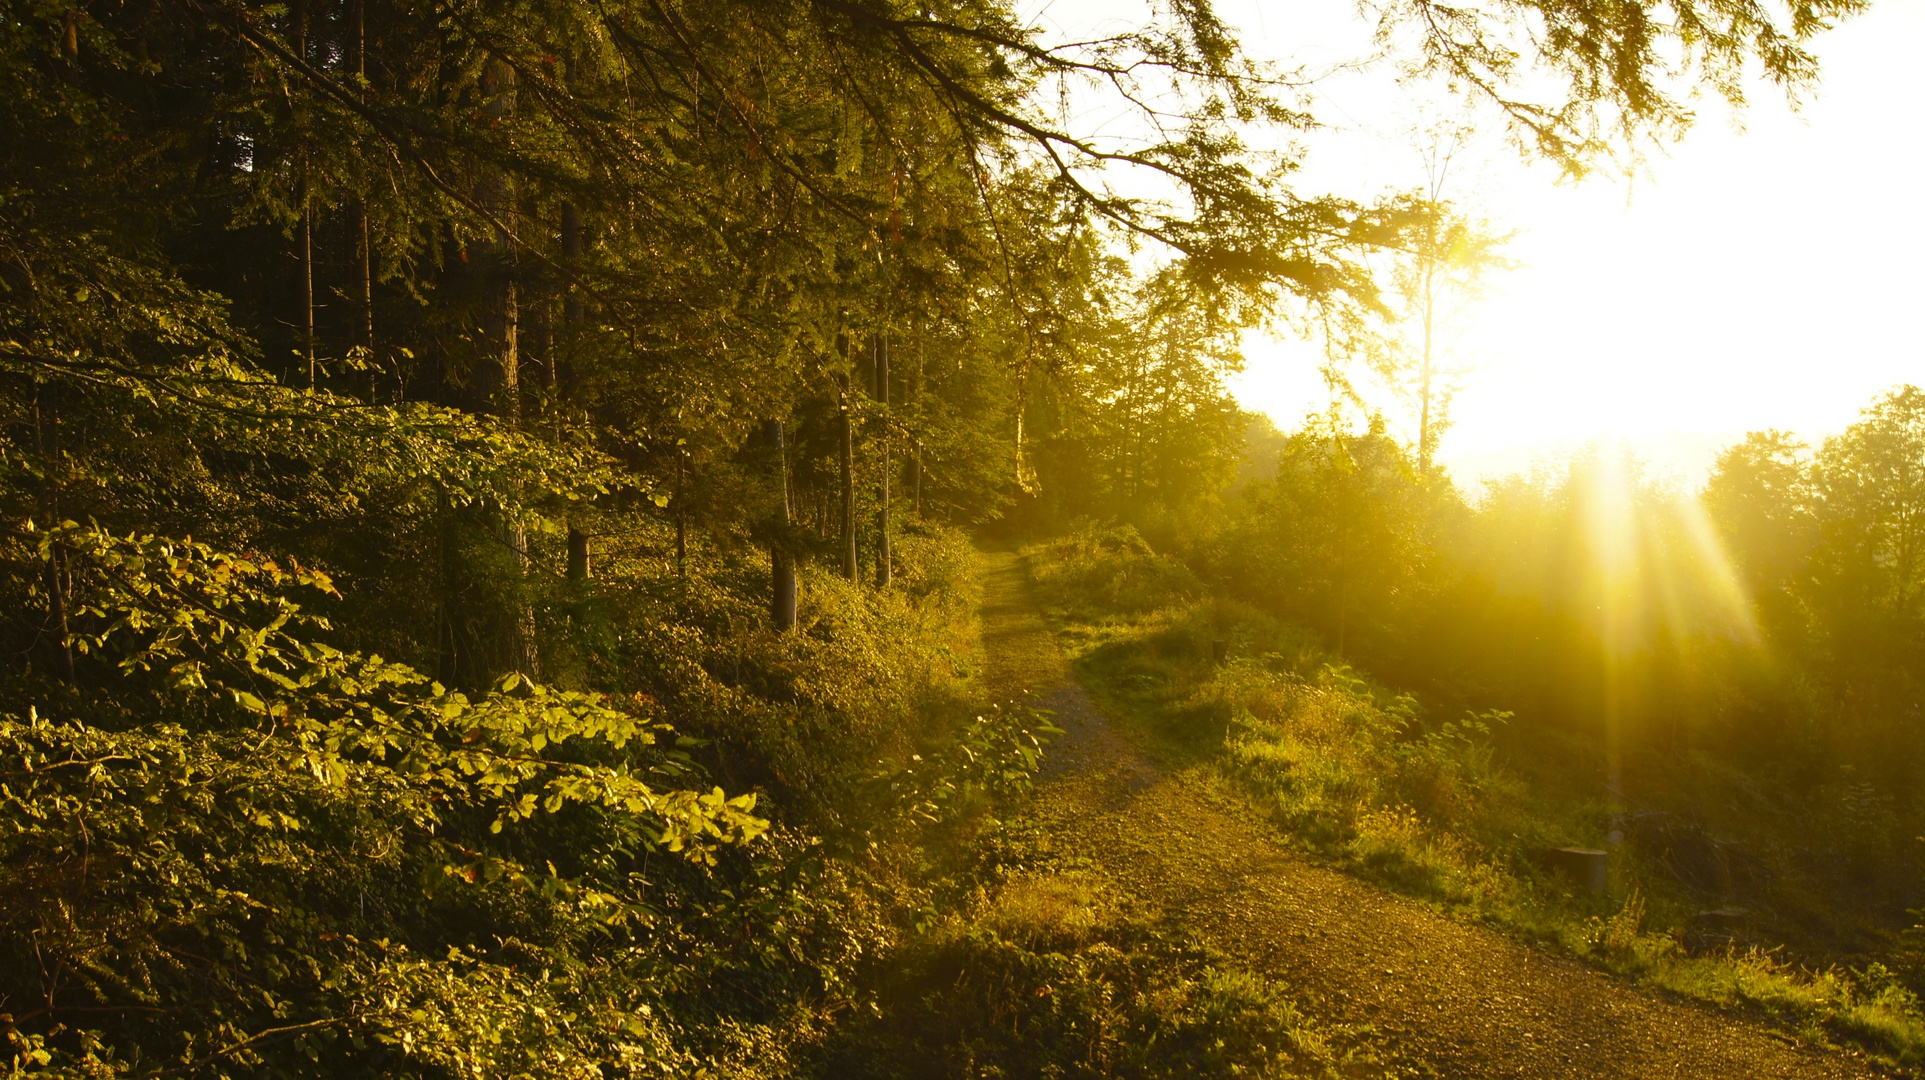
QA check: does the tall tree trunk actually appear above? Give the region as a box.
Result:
[909,346,923,517]
[837,366,858,582]
[302,196,315,385]
[910,445,922,517]
[873,334,890,588]
[351,0,374,398]
[1012,356,1037,496]
[355,207,373,390]
[1417,255,1438,474]
[567,529,590,582]
[545,202,579,591]
[674,450,688,579]
[478,56,537,677]
[44,542,72,684]
[560,203,590,574]
[495,277,536,676]
[478,57,520,422]
[295,0,314,386]
[765,419,797,630]
[490,280,521,425]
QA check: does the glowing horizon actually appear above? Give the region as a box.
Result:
[1028,0,1925,493]
[1223,0,1925,490]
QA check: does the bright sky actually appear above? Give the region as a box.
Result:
[1026,0,1925,490]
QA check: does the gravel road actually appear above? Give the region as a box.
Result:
[979,551,1893,1080]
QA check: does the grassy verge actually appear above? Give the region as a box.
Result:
[1023,524,1925,1069]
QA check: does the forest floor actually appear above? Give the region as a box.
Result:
[977,549,1893,1079]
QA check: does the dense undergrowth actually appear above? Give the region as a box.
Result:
[1025,523,1925,1067]
[813,814,1399,1079]
[0,518,1074,1077]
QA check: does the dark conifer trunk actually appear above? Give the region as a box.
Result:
[874,334,891,587]
[561,203,590,573]
[489,280,520,424]
[837,356,858,581]
[567,529,590,582]
[675,450,688,578]
[302,199,315,384]
[766,419,797,630]
[294,0,314,386]
[494,285,537,676]
[477,56,537,677]
[43,546,72,684]
[910,346,923,517]
[351,0,373,397]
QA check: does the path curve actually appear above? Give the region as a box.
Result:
[979,550,1890,1080]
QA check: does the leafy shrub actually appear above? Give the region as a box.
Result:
[862,702,1061,826]
[1028,523,1200,616]
[818,920,1388,1079]
[891,525,983,612]
[0,527,774,1077]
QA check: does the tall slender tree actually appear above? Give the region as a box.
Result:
[875,333,892,587]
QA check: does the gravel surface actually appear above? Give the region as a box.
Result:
[980,551,1892,1080]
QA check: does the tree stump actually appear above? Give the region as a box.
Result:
[1548,847,1609,894]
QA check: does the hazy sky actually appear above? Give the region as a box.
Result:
[1025,0,1925,489]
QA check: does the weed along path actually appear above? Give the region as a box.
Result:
[977,551,1886,1080]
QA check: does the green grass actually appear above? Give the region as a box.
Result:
[1022,527,1925,1069]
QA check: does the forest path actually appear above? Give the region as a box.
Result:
[977,550,1886,1080]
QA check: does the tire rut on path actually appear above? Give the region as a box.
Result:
[978,550,1887,1080]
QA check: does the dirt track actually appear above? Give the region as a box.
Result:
[979,550,1891,1080]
